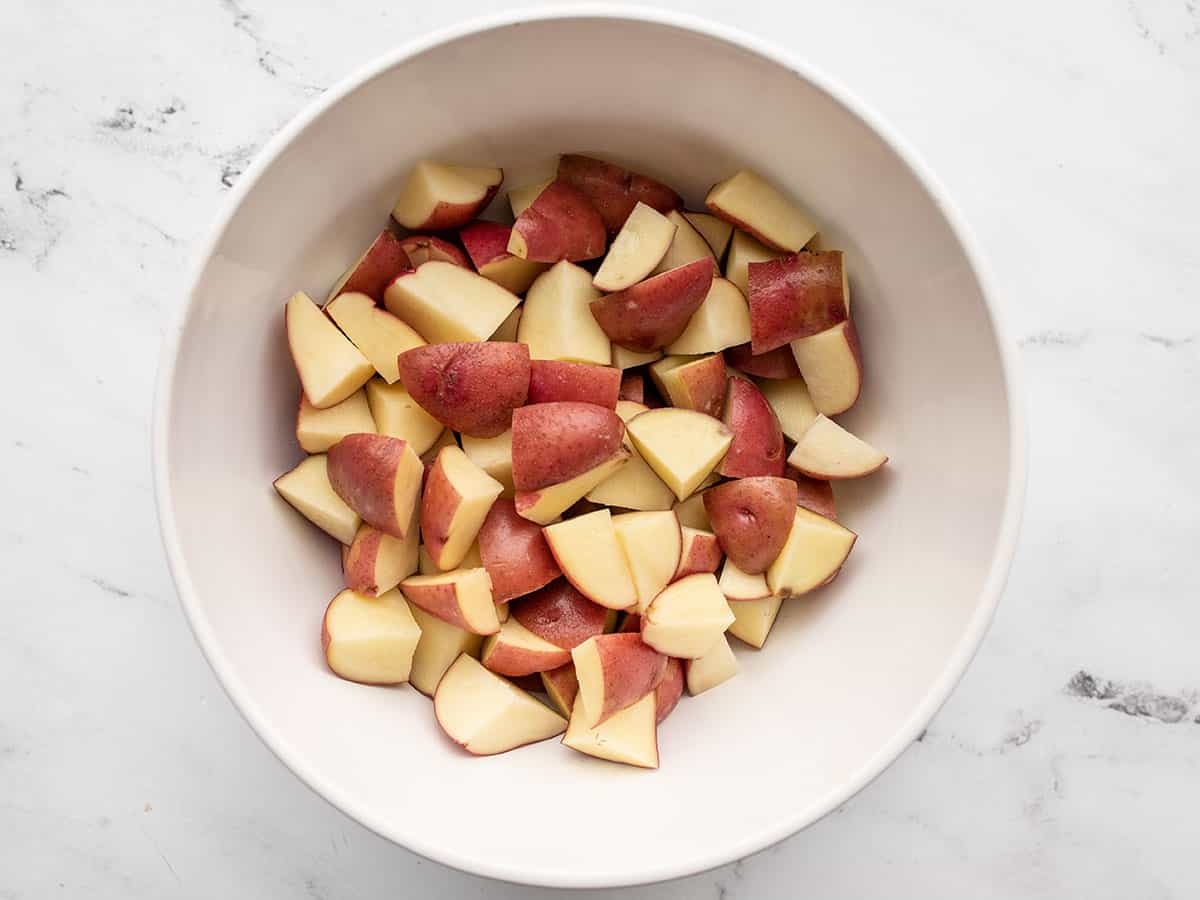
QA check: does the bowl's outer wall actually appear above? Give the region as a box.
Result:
[160,14,1017,888]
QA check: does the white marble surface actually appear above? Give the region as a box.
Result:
[3,0,1199,895]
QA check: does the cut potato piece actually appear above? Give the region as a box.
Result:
[343,518,419,596]
[407,602,484,697]
[572,633,667,727]
[612,511,682,613]
[705,169,818,252]
[758,378,818,442]
[286,291,374,409]
[514,451,630,525]
[641,572,734,659]
[481,616,571,676]
[274,454,361,545]
[789,320,863,416]
[391,160,502,231]
[384,261,520,345]
[626,408,733,501]
[461,429,515,498]
[718,558,772,602]
[296,389,375,454]
[725,230,785,295]
[651,209,718,276]
[326,291,426,383]
[421,446,504,571]
[541,664,579,717]
[684,211,734,258]
[766,507,857,597]
[321,588,422,685]
[401,567,499,635]
[611,345,663,369]
[508,177,554,218]
[434,654,566,755]
[684,633,738,695]
[665,278,751,355]
[364,379,444,457]
[727,594,785,649]
[593,202,677,291]
[787,414,887,479]
[518,261,611,365]
[562,691,658,769]
[542,509,637,610]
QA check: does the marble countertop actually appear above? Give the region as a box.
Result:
[4,0,1199,896]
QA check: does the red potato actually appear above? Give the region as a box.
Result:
[785,470,837,519]
[655,657,685,723]
[286,291,374,409]
[557,154,682,235]
[541,663,580,717]
[705,169,818,253]
[510,402,625,492]
[343,521,419,596]
[508,180,607,263]
[571,633,668,726]
[766,507,857,597]
[459,220,548,294]
[527,360,621,408]
[510,579,612,650]
[786,413,887,479]
[400,567,499,635]
[619,373,645,404]
[325,292,426,384]
[748,251,847,353]
[397,342,530,438]
[674,526,723,580]
[420,446,504,571]
[398,234,470,269]
[480,617,571,676]
[703,477,799,574]
[719,377,786,478]
[326,230,411,303]
[321,589,422,685]
[513,451,630,527]
[640,573,735,659]
[724,342,802,380]
[327,434,423,538]
[390,161,503,231]
[476,498,561,602]
[649,355,727,418]
[789,319,864,416]
[589,258,714,352]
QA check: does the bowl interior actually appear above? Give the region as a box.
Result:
[160,13,1017,888]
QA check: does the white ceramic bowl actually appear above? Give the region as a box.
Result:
[154,7,1025,889]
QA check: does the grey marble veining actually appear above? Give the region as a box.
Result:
[2,0,1199,897]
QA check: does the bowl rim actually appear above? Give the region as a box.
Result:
[152,4,1027,889]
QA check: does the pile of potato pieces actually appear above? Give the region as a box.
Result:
[274,155,887,769]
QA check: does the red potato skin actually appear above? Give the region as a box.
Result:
[724,342,802,380]
[674,355,728,419]
[419,449,465,567]
[335,230,412,302]
[483,633,570,677]
[655,658,684,723]
[342,525,388,595]
[477,498,561,602]
[719,378,786,478]
[397,342,530,438]
[619,374,645,404]
[510,402,625,491]
[747,252,847,353]
[511,180,607,262]
[459,220,512,268]
[589,258,714,352]
[704,477,799,574]
[401,579,495,634]
[588,633,668,725]
[398,234,470,268]
[557,154,682,235]
[527,360,620,408]
[785,470,838,520]
[327,434,415,538]
[542,663,579,712]
[510,579,610,650]
[674,530,723,580]
[399,182,501,233]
